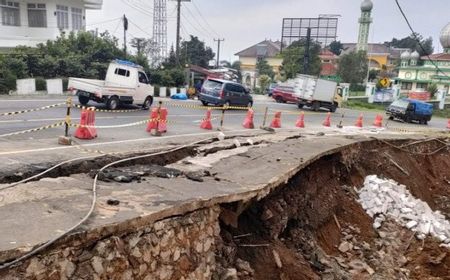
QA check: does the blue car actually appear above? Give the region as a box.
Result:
[386,99,433,124]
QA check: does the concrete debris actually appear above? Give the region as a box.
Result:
[272,250,282,268]
[338,241,353,253]
[217,132,225,141]
[358,175,450,244]
[233,139,241,147]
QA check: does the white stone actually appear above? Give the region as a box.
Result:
[91,256,104,275]
[406,221,418,229]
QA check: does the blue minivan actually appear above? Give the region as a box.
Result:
[199,78,253,107]
[386,99,433,124]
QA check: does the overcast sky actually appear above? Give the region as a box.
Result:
[86,0,449,62]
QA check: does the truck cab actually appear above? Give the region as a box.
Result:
[68,60,154,110]
[386,99,433,124]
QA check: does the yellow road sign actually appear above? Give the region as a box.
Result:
[379,78,390,88]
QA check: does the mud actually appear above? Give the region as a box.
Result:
[217,138,450,279]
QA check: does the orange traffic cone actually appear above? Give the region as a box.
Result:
[270,112,282,128]
[200,109,213,130]
[242,108,255,129]
[322,112,331,127]
[373,114,383,128]
[74,107,97,140]
[447,119,450,129]
[355,114,363,128]
[296,112,305,128]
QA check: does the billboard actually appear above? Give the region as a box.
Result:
[281,17,338,50]
[374,88,395,103]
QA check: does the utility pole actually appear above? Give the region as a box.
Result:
[123,14,128,58]
[136,38,143,56]
[214,38,224,68]
[303,27,311,74]
[172,0,190,64]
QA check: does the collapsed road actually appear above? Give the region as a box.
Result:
[0,130,449,280]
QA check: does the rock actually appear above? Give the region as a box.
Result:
[235,258,254,275]
[338,241,353,253]
[91,256,104,275]
[222,268,238,280]
[272,250,282,268]
[173,248,181,261]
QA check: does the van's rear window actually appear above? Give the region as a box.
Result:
[203,80,223,90]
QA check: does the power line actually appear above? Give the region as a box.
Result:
[180,11,212,40]
[182,5,216,38]
[394,0,448,78]
[191,0,220,37]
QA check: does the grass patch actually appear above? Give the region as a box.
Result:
[349,91,366,97]
[432,109,450,119]
[342,100,387,112]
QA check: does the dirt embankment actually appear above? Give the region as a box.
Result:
[216,139,450,280]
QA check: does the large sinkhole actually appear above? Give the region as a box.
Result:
[216,139,450,280]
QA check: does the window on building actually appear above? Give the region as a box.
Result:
[416,83,428,90]
[401,82,413,90]
[1,0,20,26]
[27,3,46,27]
[71,7,82,30]
[56,5,68,29]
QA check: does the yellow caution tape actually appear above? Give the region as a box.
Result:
[0,103,66,117]
[72,104,143,113]
[0,121,65,137]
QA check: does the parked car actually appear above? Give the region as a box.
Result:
[68,60,154,110]
[199,79,253,107]
[267,83,278,97]
[272,85,299,103]
[386,99,433,124]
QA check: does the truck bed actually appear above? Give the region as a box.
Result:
[68,77,135,96]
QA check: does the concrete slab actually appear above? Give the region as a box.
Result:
[0,131,438,263]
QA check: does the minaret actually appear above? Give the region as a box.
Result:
[357,0,373,52]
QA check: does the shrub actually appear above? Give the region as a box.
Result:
[35,77,46,91]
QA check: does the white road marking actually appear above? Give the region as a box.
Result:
[0,129,256,156]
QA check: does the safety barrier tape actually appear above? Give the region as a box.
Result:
[0,121,65,138]
[69,118,173,129]
[164,102,250,111]
[72,104,143,113]
[0,102,66,117]
[387,126,450,137]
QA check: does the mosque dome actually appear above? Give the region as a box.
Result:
[440,22,450,49]
[410,50,420,60]
[401,50,411,60]
[361,0,373,12]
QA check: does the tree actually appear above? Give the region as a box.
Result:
[130,37,159,68]
[179,36,215,68]
[329,41,343,56]
[231,61,242,82]
[281,39,321,79]
[220,60,231,68]
[259,75,271,94]
[368,69,380,82]
[428,83,438,98]
[384,33,434,56]
[337,51,368,87]
[256,59,274,79]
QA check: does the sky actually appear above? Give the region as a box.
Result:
[86,0,450,62]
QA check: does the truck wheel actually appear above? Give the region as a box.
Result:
[297,103,304,109]
[201,100,208,106]
[330,103,338,113]
[107,96,119,110]
[142,96,153,110]
[388,116,394,120]
[312,101,320,112]
[275,96,283,103]
[78,95,89,106]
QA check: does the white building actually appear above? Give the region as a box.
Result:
[0,0,102,49]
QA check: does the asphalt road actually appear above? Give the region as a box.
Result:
[0,95,448,141]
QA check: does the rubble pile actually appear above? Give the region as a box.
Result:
[358,175,450,246]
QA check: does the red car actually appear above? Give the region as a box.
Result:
[272,86,298,103]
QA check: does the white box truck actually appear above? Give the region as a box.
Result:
[68,60,154,110]
[295,75,341,112]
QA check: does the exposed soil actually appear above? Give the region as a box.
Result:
[217,139,450,280]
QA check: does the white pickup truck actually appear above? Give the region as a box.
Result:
[68,60,154,110]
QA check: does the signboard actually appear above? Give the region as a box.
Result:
[281,17,338,50]
[374,88,395,103]
[379,78,390,88]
